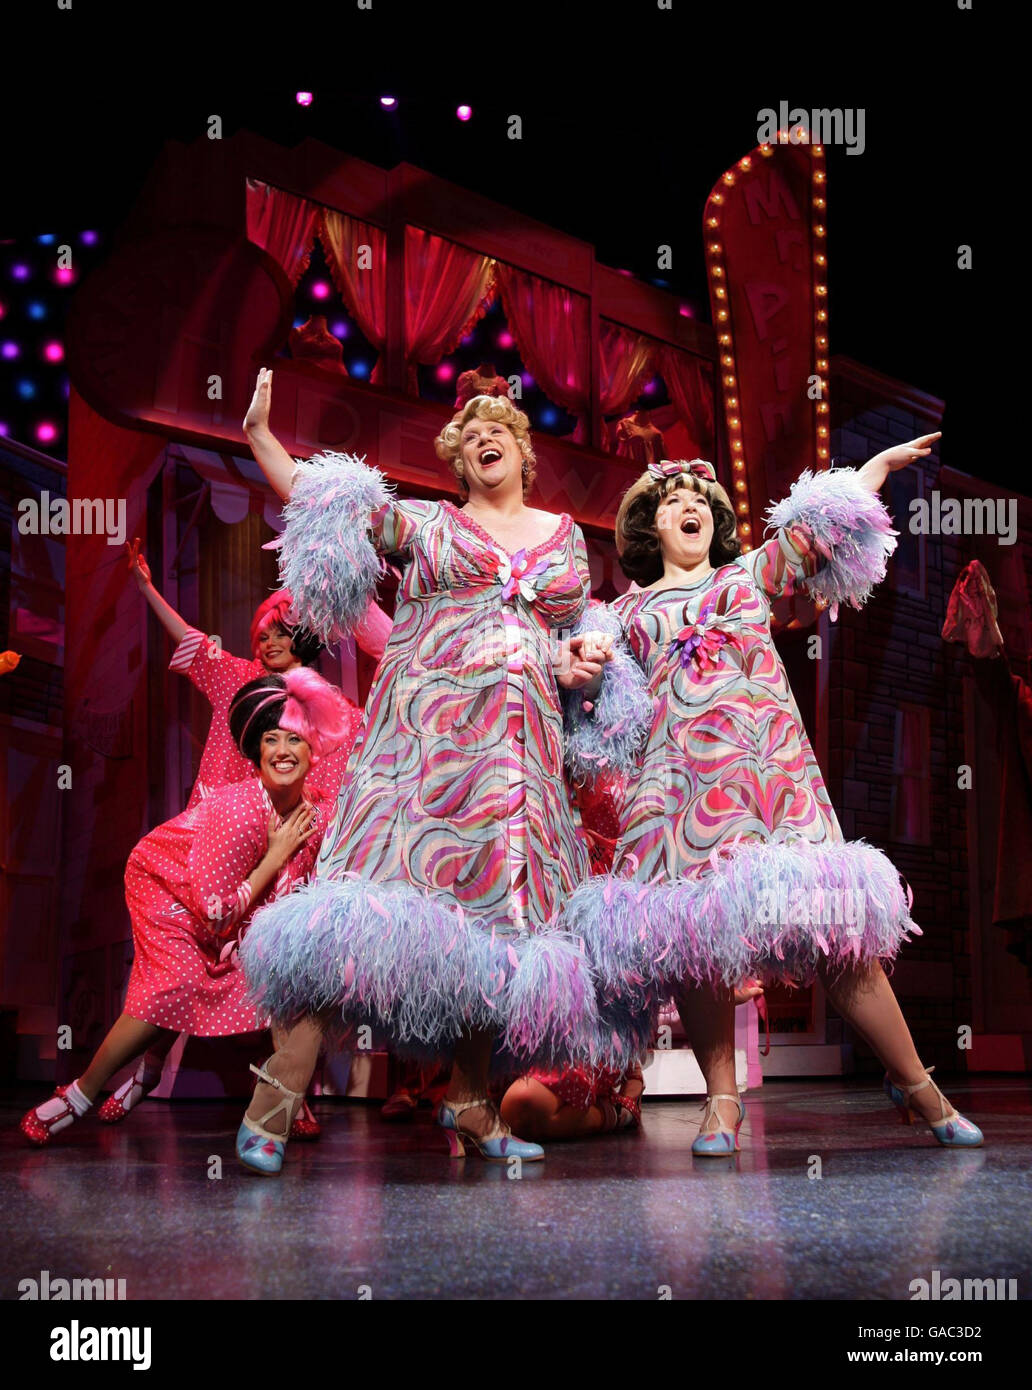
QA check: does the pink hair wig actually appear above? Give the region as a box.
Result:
[250,589,297,659]
[277,667,352,763]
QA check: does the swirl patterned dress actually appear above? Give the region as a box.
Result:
[563,468,922,1000]
[241,455,638,1073]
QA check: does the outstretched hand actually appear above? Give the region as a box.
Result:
[126,538,151,590]
[858,432,941,492]
[243,367,273,435]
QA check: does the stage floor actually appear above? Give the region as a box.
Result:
[2,1078,1029,1301]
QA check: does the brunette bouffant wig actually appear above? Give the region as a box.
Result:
[615,463,741,586]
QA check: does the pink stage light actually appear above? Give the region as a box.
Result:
[642,378,658,395]
[456,105,472,122]
[296,91,314,107]
[497,331,513,349]
[54,266,75,285]
[380,96,397,109]
[36,421,59,444]
[43,341,64,363]
[0,300,5,319]
[0,422,8,437]
[436,363,455,382]
[1,341,20,360]
[11,264,30,280]
[678,304,695,318]
[310,280,330,300]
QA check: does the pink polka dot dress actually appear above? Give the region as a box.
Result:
[169,629,266,808]
[123,773,345,1035]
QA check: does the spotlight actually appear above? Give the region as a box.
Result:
[380,96,397,110]
[43,341,64,362]
[296,91,314,107]
[54,267,75,285]
[497,331,513,349]
[80,231,99,246]
[436,363,454,382]
[2,341,21,359]
[310,281,330,300]
[456,104,472,122]
[11,264,30,281]
[36,421,58,444]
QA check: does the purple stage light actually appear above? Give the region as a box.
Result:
[11,263,30,281]
[0,300,5,319]
[2,341,20,360]
[310,280,330,300]
[642,378,658,395]
[380,96,397,110]
[331,320,349,338]
[521,371,534,389]
[43,341,64,363]
[296,91,314,107]
[456,105,472,122]
[0,422,8,437]
[80,231,98,246]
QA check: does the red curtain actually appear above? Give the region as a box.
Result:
[245,179,320,285]
[404,227,496,392]
[655,343,716,457]
[494,263,590,440]
[599,319,654,416]
[320,210,388,383]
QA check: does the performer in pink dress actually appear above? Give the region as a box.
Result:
[96,545,390,1131]
[563,446,984,1154]
[20,669,353,1147]
[231,370,650,1174]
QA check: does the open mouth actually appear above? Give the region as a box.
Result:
[271,759,297,772]
[479,448,503,466]
[680,516,702,535]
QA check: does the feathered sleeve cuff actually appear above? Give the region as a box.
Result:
[562,602,653,784]
[267,451,393,645]
[764,467,898,614]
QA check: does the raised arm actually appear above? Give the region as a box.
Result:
[243,368,297,502]
[126,538,190,646]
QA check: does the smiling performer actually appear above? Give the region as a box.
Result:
[563,444,983,1154]
[233,370,650,1174]
[20,671,352,1147]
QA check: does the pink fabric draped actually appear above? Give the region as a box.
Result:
[494,263,590,439]
[655,343,716,456]
[599,320,654,416]
[404,227,496,392]
[245,179,321,285]
[319,210,388,384]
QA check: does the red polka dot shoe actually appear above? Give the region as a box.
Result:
[20,1081,91,1146]
[97,1056,163,1124]
[289,1098,321,1141]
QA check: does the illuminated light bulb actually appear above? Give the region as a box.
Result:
[732,441,743,451]
[719,334,730,345]
[310,280,330,300]
[815,255,826,266]
[817,359,828,370]
[728,396,738,407]
[739,156,752,169]
[497,330,513,348]
[815,225,825,236]
[733,458,744,469]
[457,105,473,121]
[735,479,746,491]
[707,217,719,227]
[729,416,740,427]
[818,426,828,437]
[712,193,724,204]
[715,287,726,299]
[36,421,58,444]
[712,266,724,277]
[814,197,826,208]
[817,402,829,413]
[741,523,751,534]
[815,172,825,182]
[296,91,314,107]
[709,243,720,253]
[817,336,827,347]
[724,375,735,386]
[717,310,728,321]
[721,354,733,367]
[817,310,827,321]
[813,145,824,156]
[818,448,829,459]
[815,284,827,296]
[54,267,75,286]
[738,502,748,513]
[43,341,64,362]
[759,144,773,157]
[380,96,397,109]
[435,363,454,382]
[723,171,736,184]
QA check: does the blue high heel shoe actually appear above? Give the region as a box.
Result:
[436,1097,544,1163]
[883,1066,983,1147]
[236,1061,302,1176]
[691,1093,745,1156]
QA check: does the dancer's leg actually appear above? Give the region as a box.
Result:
[499,1078,612,1141]
[674,982,739,1129]
[77,1015,171,1102]
[818,958,963,1125]
[245,1016,323,1135]
[444,1028,499,1139]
